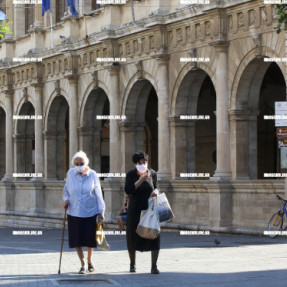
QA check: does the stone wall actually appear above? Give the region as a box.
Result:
[0,179,284,235]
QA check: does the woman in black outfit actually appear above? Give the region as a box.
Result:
[125,152,160,274]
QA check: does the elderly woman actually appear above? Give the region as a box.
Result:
[125,152,160,274]
[62,150,105,274]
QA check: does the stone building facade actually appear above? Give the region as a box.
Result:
[0,0,286,233]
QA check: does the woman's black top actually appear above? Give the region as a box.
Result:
[125,168,160,252]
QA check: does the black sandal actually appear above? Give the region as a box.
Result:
[79,266,86,274]
[129,266,136,272]
[88,263,94,272]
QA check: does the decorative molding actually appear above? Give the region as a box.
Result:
[135,60,143,80]
[54,79,61,95]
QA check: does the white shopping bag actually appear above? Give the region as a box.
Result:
[156,193,175,223]
[136,197,160,239]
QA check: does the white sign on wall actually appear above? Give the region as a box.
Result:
[275,101,287,127]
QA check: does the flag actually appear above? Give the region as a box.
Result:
[0,10,8,20]
[42,0,50,16]
[67,0,79,16]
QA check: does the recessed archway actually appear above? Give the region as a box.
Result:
[0,107,5,179]
[45,96,69,180]
[15,101,35,178]
[81,88,110,173]
[172,69,216,179]
[123,79,158,171]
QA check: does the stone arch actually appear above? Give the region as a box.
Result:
[170,62,216,117]
[14,101,35,177]
[230,48,286,179]
[121,71,158,117]
[79,86,110,173]
[79,80,110,128]
[170,67,216,179]
[122,77,158,171]
[43,88,69,131]
[230,47,287,110]
[44,94,69,180]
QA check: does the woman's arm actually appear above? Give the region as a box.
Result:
[94,173,105,219]
[62,172,70,208]
[125,171,148,195]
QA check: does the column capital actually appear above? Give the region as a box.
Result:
[229,109,251,121]
[31,82,44,90]
[169,116,195,127]
[64,74,79,82]
[210,40,230,53]
[108,63,121,74]
[3,90,14,97]
[77,126,100,136]
[12,133,26,140]
[152,54,170,64]
[42,131,57,140]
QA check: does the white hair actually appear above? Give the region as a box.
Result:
[71,150,89,166]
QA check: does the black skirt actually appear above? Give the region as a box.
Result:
[67,214,98,248]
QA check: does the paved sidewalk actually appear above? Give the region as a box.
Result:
[0,227,287,286]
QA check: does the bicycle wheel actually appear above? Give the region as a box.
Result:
[267,212,283,238]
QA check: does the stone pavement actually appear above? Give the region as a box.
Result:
[0,227,287,287]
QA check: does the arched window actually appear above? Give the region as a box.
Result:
[0,0,6,14]
[25,4,35,34]
[56,0,67,23]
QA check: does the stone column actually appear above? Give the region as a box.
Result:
[169,116,187,179]
[2,92,13,181]
[32,85,44,180]
[119,121,137,173]
[108,65,121,174]
[13,134,26,179]
[43,131,57,180]
[229,109,250,180]
[248,111,259,179]
[34,3,44,27]
[79,127,101,171]
[212,42,232,180]
[135,124,145,152]
[56,131,66,179]
[156,56,171,179]
[67,77,79,165]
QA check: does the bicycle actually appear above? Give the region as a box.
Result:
[267,195,287,238]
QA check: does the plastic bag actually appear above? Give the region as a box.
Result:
[96,222,110,251]
[136,198,160,239]
[156,193,175,223]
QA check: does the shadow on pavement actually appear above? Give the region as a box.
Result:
[0,269,286,287]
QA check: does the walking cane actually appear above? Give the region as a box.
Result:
[58,207,67,274]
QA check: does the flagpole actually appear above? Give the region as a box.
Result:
[50,10,54,48]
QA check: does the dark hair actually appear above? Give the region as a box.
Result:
[132,152,148,164]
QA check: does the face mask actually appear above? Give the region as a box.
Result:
[75,165,86,173]
[136,163,147,173]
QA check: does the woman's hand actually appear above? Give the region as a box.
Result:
[98,213,105,221]
[135,172,149,189]
[62,200,69,209]
[151,191,157,197]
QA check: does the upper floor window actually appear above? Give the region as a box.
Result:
[0,0,5,14]
[92,0,101,10]
[56,0,67,23]
[25,4,35,33]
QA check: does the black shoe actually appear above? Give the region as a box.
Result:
[79,266,86,274]
[129,266,136,272]
[88,263,94,272]
[151,267,160,274]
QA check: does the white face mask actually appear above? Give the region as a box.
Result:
[136,163,147,173]
[75,165,86,173]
